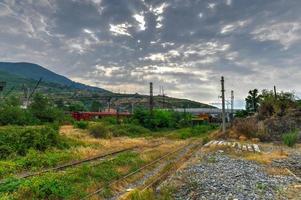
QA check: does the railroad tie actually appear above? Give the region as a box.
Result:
[204,140,214,147]
[247,144,254,152]
[253,144,261,153]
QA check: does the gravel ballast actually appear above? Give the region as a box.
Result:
[165,151,296,200]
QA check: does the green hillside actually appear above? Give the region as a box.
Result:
[0,62,109,93]
[0,65,214,111]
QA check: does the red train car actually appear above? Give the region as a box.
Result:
[71,111,131,121]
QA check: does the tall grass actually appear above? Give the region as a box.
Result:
[282,130,298,147]
[0,125,68,159]
[1,152,144,199]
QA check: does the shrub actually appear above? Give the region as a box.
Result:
[88,123,112,138]
[29,93,65,123]
[111,124,150,137]
[0,145,13,159]
[232,117,259,138]
[202,136,210,145]
[282,131,298,147]
[74,121,89,129]
[0,106,37,126]
[98,117,118,125]
[132,109,192,130]
[17,149,75,170]
[191,124,218,136]
[0,126,66,158]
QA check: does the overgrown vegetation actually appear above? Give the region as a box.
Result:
[282,131,298,147]
[0,94,66,126]
[88,122,151,139]
[0,125,68,159]
[74,120,89,129]
[132,108,192,130]
[129,187,175,200]
[232,88,300,142]
[0,151,144,199]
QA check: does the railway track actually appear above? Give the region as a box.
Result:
[0,143,162,184]
[81,141,201,200]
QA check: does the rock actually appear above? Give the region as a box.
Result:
[247,144,254,152]
[239,135,247,141]
[251,138,260,143]
[253,144,261,153]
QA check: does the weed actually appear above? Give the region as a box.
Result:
[282,131,298,147]
[129,186,174,200]
[88,123,112,138]
[256,182,268,191]
[0,125,68,158]
[17,149,76,170]
[207,155,217,163]
[74,121,89,129]
[202,136,210,145]
[1,151,144,199]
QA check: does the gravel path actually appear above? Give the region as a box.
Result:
[164,151,296,200]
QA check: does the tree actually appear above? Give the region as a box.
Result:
[68,102,86,112]
[259,90,296,118]
[29,93,64,123]
[90,101,103,112]
[245,89,261,112]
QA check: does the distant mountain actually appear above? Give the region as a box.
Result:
[0,70,82,94]
[0,62,109,93]
[0,61,214,109]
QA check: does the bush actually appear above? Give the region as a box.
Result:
[0,126,66,158]
[0,106,37,126]
[17,149,75,170]
[88,123,112,138]
[0,145,13,159]
[232,117,259,138]
[111,124,151,137]
[191,124,218,136]
[202,136,210,145]
[74,121,89,129]
[29,93,65,123]
[282,131,298,147]
[132,109,191,130]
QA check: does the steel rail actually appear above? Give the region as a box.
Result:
[80,142,197,200]
[0,146,137,184]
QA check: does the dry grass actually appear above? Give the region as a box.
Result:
[243,150,288,165]
[281,184,301,200]
[110,141,191,200]
[265,167,290,176]
[60,125,167,159]
[200,142,289,165]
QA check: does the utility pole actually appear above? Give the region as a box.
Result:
[221,76,226,134]
[231,90,234,122]
[107,97,111,112]
[274,86,277,99]
[0,81,6,100]
[162,86,165,109]
[149,82,154,114]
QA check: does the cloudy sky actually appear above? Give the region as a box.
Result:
[0,0,301,108]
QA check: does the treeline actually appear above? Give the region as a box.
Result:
[0,94,68,126]
[233,89,300,146]
[132,108,192,130]
[236,89,299,119]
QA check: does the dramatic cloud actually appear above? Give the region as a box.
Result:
[0,0,301,108]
